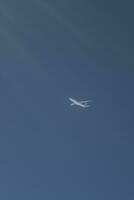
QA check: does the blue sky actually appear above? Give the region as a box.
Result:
[0,0,134,199]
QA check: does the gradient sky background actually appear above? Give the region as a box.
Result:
[0,0,134,199]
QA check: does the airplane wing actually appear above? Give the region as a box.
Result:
[70,103,75,106]
[80,100,92,103]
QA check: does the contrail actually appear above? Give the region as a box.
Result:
[0,2,41,67]
[34,0,91,47]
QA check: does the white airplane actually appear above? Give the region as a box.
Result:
[69,98,91,108]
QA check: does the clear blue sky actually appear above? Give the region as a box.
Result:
[0,0,134,199]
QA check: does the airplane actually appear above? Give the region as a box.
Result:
[69,98,92,108]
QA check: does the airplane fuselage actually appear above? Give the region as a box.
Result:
[69,98,90,108]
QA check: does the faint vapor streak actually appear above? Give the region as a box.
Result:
[35,0,91,47]
[0,3,38,67]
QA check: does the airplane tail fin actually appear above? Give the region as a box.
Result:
[85,105,90,108]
